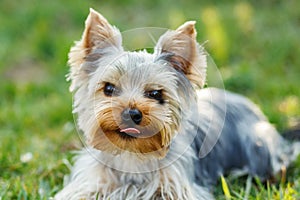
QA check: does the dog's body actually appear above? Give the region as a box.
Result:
[55,9,300,200]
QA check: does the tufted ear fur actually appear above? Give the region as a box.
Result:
[154,21,207,88]
[68,8,123,91]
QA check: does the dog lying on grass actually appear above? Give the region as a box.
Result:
[54,8,300,199]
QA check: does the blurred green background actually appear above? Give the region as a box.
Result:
[1,0,300,199]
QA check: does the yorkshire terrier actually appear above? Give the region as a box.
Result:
[54,8,300,200]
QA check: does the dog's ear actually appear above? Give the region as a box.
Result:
[68,8,123,91]
[154,21,207,88]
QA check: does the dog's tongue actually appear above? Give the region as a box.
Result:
[120,128,140,134]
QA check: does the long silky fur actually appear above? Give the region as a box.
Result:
[54,9,300,200]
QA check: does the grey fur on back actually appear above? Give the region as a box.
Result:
[183,88,300,187]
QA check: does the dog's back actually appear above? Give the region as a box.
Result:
[190,88,300,186]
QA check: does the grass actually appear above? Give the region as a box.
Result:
[0,0,300,199]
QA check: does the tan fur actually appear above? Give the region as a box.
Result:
[89,90,173,158]
[155,21,207,88]
[68,8,123,92]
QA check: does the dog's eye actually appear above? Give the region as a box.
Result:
[104,83,116,96]
[145,90,164,103]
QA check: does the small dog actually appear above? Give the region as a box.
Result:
[55,8,300,200]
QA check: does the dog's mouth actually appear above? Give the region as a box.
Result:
[96,125,168,157]
[116,126,159,140]
[116,127,141,140]
[120,127,141,134]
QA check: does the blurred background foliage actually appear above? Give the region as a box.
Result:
[0,0,299,199]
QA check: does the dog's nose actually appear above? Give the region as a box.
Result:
[121,108,143,125]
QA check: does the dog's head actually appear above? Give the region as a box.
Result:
[68,8,206,159]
